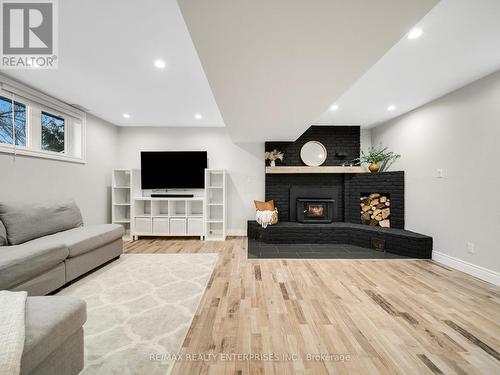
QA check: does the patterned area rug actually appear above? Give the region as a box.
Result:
[57,254,218,375]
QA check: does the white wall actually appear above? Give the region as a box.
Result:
[117,127,265,234]
[0,114,119,225]
[360,128,372,154]
[372,70,500,282]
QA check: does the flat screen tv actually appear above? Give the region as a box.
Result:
[141,151,207,189]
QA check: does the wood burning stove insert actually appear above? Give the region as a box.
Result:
[289,185,340,222]
[297,199,334,223]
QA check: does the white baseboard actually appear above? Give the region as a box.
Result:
[227,229,246,236]
[432,251,500,286]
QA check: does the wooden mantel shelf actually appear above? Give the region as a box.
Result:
[266,166,367,174]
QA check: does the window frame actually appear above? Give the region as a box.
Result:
[0,75,86,164]
[0,94,29,148]
[41,110,67,154]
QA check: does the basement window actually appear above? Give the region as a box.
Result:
[0,95,27,147]
[0,77,86,163]
[41,111,65,153]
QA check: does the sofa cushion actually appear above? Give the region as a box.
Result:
[0,219,7,246]
[21,296,86,375]
[0,200,83,245]
[0,242,68,290]
[26,224,124,258]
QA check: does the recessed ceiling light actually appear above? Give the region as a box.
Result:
[154,59,166,69]
[407,28,423,40]
[387,105,396,112]
[194,113,203,120]
[329,104,339,111]
[123,113,131,119]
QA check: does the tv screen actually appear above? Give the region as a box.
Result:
[141,151,207,189]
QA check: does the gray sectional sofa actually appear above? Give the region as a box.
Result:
[22,296,87,375]
[0,200,124,375]
[0,200,123,295]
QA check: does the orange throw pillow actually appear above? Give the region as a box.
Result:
[254,200,275,211]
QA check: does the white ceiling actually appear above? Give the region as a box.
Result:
[178,0,438,142]
[316,0,500,128]
[6,0,497,138]
[2,0,225,127]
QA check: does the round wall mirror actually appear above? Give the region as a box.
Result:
[300,141,327,166]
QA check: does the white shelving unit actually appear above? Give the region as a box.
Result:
[112,169,134,240]
[205,169,226,240]
[114,168,227,241]
[132,197,205,240]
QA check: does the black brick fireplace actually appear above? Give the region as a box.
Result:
[249,125,432,259]
[253,170,432,258]
[266,171,405,228]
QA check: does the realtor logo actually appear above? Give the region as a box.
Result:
[0,0,58,69]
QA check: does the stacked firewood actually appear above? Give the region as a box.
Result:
[360,193,390,227]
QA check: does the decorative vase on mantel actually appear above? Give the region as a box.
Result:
[265,149,284,168]
[368,163,380,173]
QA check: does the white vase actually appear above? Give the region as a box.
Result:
[270,160,276,167]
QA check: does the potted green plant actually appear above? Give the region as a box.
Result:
[358,146,400,173]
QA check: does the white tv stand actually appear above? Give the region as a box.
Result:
[132,196,205,240]
[112,168,226,241]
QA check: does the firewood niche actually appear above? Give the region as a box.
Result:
[360,193,391,227]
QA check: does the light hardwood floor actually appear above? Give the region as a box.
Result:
[124,237,500,375]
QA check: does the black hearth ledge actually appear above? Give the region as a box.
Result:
[247,221,432,259]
